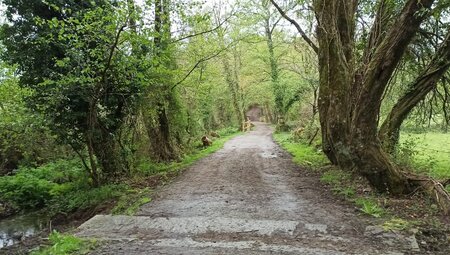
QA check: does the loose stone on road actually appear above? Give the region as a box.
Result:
[77,122,417,254]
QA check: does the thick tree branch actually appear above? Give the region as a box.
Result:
[354,0,435,127]
[103,21,128,84]
[379,30,450,152]
[362,0,392,67]
[270,0,318,54]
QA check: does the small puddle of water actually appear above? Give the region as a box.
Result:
[0,212,50,249]
[259,152,278,159]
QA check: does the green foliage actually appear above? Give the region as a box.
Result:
[273,132,328,167]
[0,173,55,209]
[382,218,415,231]
[355,198,385,218]
[398,132,450,179]
[0,60,63,174]
[112,188,152,216]
[320,170,351,185]
[394,134,420,166]
[0,159,125,214]
[32,231,96,255]
[51,184,125,214]
[332,186,356,198]
[1,0,144,180]
[0,160,84,209]
[218,127,240,137]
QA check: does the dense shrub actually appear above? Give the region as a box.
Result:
[0,159,124,213]
[0,173,56,209]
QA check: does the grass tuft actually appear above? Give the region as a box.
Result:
[31,231,97,255]
[355,198,385,218]
[112,187,152,215]
[273,133,328,167]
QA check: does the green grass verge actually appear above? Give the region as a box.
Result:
[31,231,97,255]
[111,187,153,215]
[137,131,241,176]
[274,132,387,218]
[272,132,329,168]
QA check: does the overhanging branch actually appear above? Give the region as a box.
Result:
[171,46,231,90]
[270,0,318,54]
[172,13,234,43]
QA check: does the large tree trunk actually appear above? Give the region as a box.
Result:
[91,130,124,181]
[273,0,450,213]
[313,0,434,193]
[379,31,450,153]
[143,0,179,161]
[146,101,178,162]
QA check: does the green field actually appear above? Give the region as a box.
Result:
[274,131,450,181]
[399,132,450,179]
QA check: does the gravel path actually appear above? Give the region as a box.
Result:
[77,123,418,254]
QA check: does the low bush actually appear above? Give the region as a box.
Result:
[0,173,55,209]
[0,159,124,214]
[355,198,385,218]
[217,127,239,137]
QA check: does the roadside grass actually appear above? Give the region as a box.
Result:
[31,231,96,255]
[275,131,450,220]
[355,198,385,218]
[399,132,450,180]
[272,132,328,168]
[382,218,417,231]
[111,187,152,215]
[273,132,387,218]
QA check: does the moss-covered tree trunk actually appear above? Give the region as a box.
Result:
[143,0,179,161]
[313,0,434,193]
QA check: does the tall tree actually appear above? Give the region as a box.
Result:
[272,0,450,212]
[142,0,179,162]
[0,0,142,184]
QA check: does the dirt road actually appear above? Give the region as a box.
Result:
[77,123,417,254]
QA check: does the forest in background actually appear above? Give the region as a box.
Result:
[0,0,450,246]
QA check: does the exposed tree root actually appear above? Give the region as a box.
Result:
[406,173,450,215]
